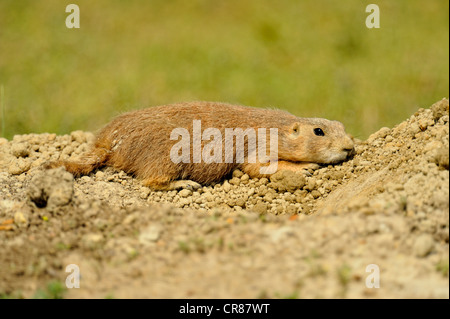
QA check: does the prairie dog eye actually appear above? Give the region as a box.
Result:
[314,128,325,136]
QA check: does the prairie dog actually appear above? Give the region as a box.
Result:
[45,102,355,190]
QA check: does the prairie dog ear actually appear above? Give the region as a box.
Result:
[289,122,301,138]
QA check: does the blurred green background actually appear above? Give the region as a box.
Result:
[0,0,448,140]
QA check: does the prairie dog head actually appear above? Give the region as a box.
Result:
[280,118,355,164]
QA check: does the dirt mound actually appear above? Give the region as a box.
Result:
[0,99,448,298]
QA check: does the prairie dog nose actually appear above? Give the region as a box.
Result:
[344,147,356,158]
[342,136,355,156]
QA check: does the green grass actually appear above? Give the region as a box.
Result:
[436,260,449,277]
[274,291,300,299]
[336,264,352,297]
[1,85,4,138]
[33,281,66,299]
[0,290,24,299]
[0,0,448,140]
[178,240,191,254]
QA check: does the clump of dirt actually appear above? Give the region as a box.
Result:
[0,99,448,298]
[27,167,74,211]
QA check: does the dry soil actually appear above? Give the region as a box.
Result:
[0,99,448,298]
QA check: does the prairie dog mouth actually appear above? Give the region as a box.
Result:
[322,150,354,164]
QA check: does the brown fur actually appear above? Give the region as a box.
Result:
[45,102,355,190]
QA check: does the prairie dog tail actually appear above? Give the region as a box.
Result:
[44,147,110,177]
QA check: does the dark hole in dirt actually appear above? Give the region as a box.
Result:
[31,194,48,208]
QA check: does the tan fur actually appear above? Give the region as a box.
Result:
[45,102,355,190]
